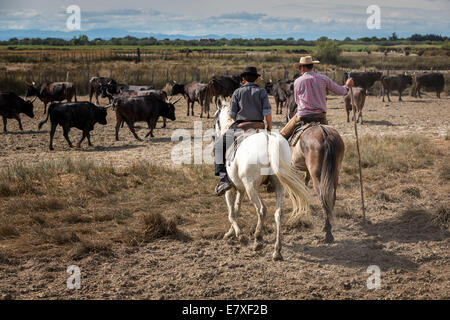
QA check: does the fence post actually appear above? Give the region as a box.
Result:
[85,71,89,95]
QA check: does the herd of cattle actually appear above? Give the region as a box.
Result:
[0,71,446,149]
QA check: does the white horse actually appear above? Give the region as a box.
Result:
[214,101,311,260]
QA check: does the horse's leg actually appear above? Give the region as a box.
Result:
[273,180,284,261]
[306,156,334,243]
[233,190,243,218]
[245,182,267,251]
[223,189,241,240]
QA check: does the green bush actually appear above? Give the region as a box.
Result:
[442,40,450,50]
[314,39,342,64]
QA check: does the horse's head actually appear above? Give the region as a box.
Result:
[214,99,234,138]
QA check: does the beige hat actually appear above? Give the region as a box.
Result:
[294,56,320,69]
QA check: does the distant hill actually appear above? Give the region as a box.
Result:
[0,29,242,41]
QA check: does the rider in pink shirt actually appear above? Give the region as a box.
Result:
[295,71,349,117]
[280,56,354,140]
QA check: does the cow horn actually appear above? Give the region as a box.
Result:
[172,97,182,105]
[30,96,37,103]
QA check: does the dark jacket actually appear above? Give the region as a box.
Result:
[229,83,271,122]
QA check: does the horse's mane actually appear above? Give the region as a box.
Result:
[216,102,235,136]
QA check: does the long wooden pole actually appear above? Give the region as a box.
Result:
[349,86,366,220]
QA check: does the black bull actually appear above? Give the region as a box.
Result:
[208,75,241,106]
[381,74,413,102]
[89,77,119,104]
[413,72,445,98]
[0,92,35,132]
[38,102,107,150]
[114,94,178,141]
[343,72,382,93]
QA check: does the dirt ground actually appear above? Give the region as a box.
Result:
[0,93,448,168]
[0,92,449,299]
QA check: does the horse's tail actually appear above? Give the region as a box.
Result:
[318,126,339,219]
[268,133,311,215]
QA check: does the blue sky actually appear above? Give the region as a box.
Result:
[1,0,449,39]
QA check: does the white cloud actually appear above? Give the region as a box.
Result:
[0,1,449,38]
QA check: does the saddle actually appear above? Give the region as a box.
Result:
[237,121,265,131]
[288,122,316,147]
[225,123,265,164]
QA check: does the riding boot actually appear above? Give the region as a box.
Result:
[215,172,232,196]
[280,116,301,140]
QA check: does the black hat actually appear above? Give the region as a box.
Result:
[240,66,261,78]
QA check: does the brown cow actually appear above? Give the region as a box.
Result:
[171,82,210,117]
[265,79,293,114]
[344,88,366,124]
[25,81,77,114]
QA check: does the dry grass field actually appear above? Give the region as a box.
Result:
[0,89,449,299]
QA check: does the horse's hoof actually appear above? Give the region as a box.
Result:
[254,241,264,251]
[324,233,334,244]
[272,252,283,261]
[238,235,248,245]
[223,231,234,240]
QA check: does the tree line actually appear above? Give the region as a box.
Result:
[1,33,448,47]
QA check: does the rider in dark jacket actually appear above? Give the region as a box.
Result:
[214,66,273,196]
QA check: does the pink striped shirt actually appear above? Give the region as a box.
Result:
[294,71,349,117]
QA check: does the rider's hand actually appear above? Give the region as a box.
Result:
[345,78,354,88]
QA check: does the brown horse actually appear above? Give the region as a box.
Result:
[287,105,345,243]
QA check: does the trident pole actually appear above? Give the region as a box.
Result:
[349,85,366,221]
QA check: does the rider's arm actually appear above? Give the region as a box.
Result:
[261,89,272,130]
[229,91,239,120]
[265,113,272,131]
[326,76,352,96]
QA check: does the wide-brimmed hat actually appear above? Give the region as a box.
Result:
[240,66,261,78]
[294,56,320,69]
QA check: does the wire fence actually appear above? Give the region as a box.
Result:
[1,65,448,96]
